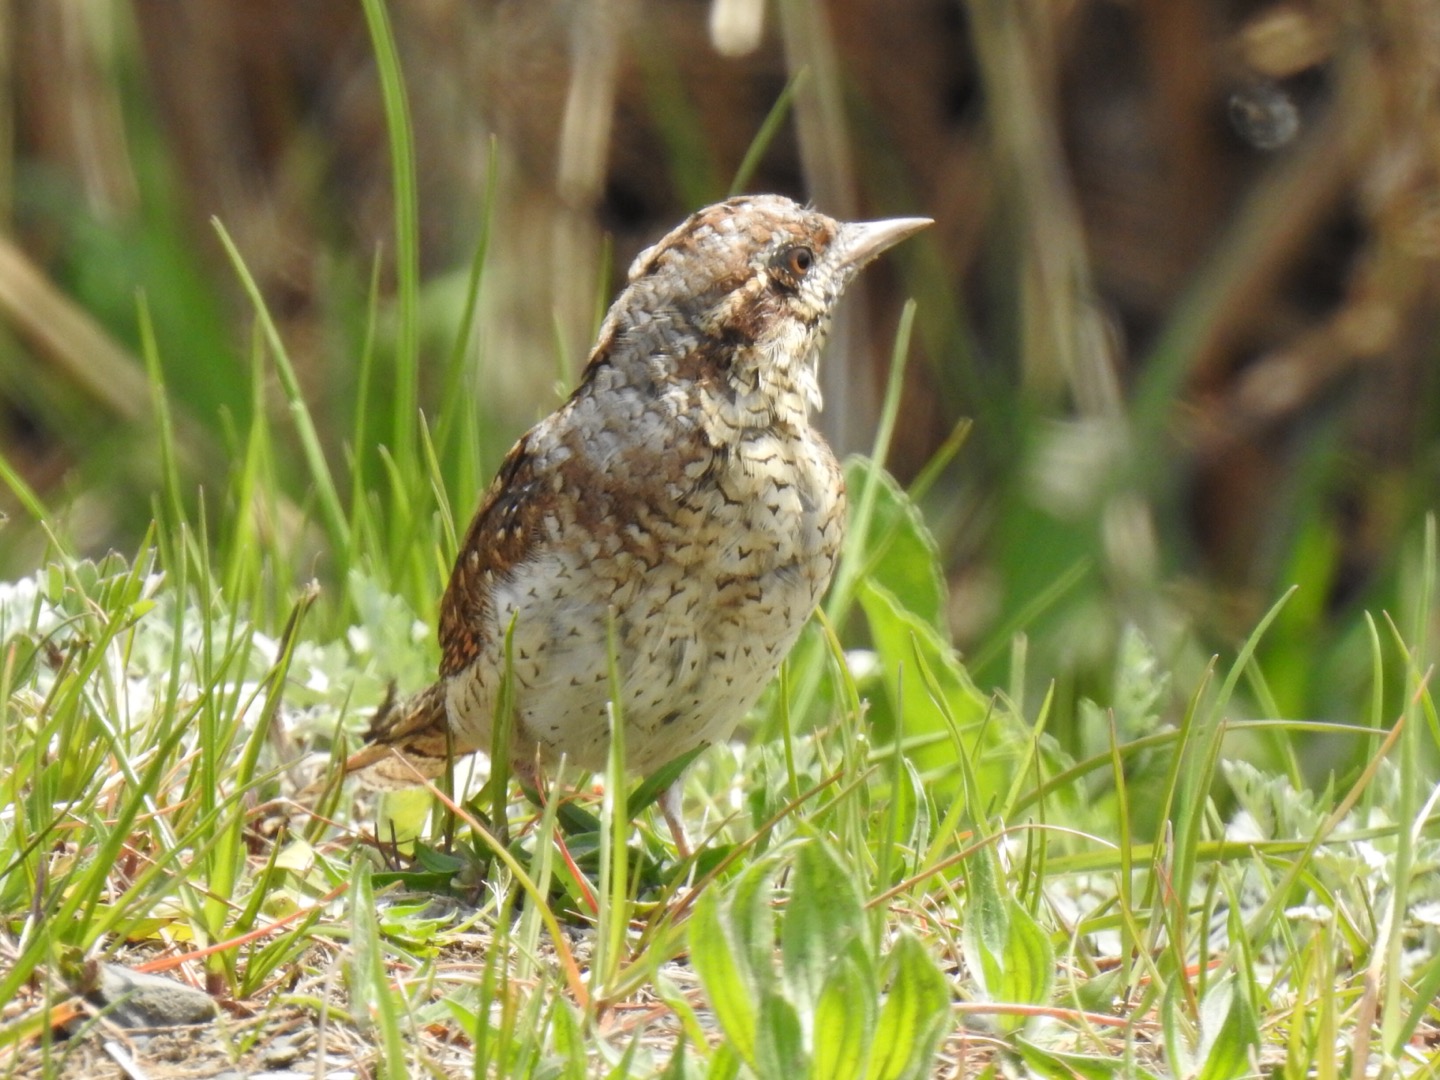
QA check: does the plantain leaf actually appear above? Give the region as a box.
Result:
[864,932,952,1080]
[781,838,868,1022]
[1016,1039,1165,1080]
[963,848,1053,1032]
[754,988,809,1078]
[844,456,949,634]
[811,946,875,1080]
[1195,976,1261,1080]
[690,885,760,1066]
[858,579,991,797]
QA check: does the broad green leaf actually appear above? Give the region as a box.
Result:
[754,990,812,1080]
[858,579,990,796]
[273,838,315,874]
[1016,1039,1164,1080]
[1195,977,1260,1080]
[865,932,952,1080]
[690,886,760,1065]
[1073,965,1125,1015]
[375,787,434,843]
[754,988,809,1078]
[704,1042,743,1080]
[730,857,783,994]
[964,850,1053,1031]
[843,456,949,634]
[631,745,706,816]
[812,946,876,1080]
[992,897,1053,1017]
[781,839,867,1020]
[550,998,588,1080]
[962,847,1009,982]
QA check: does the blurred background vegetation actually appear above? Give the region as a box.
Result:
[2,0,1438,769]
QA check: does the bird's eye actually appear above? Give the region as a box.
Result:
[771,245,815,289]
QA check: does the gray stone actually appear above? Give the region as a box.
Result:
[88,963,218,1028]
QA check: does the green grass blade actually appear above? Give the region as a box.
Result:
[212,219,351,563]
[729,69,809,196]
[349,858,410,1078]
[358,0,421,484]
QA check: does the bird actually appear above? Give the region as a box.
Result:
[345,194,931,853]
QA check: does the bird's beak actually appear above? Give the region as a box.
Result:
[838,215,933,271]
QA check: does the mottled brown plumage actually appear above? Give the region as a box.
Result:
[345,195,929,848]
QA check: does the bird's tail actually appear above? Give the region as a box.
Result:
[344,681,455,788]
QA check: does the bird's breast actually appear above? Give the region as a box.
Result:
[446,395,845,774]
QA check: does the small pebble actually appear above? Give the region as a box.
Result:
[88,964,218,1029]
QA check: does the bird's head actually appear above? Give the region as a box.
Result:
[590,195,930,427]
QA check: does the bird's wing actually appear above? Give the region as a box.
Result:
[345,432,551,785]
[438,432,550,678]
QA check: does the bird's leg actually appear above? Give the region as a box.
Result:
[508,753,551,839]
[658,781,693,860]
